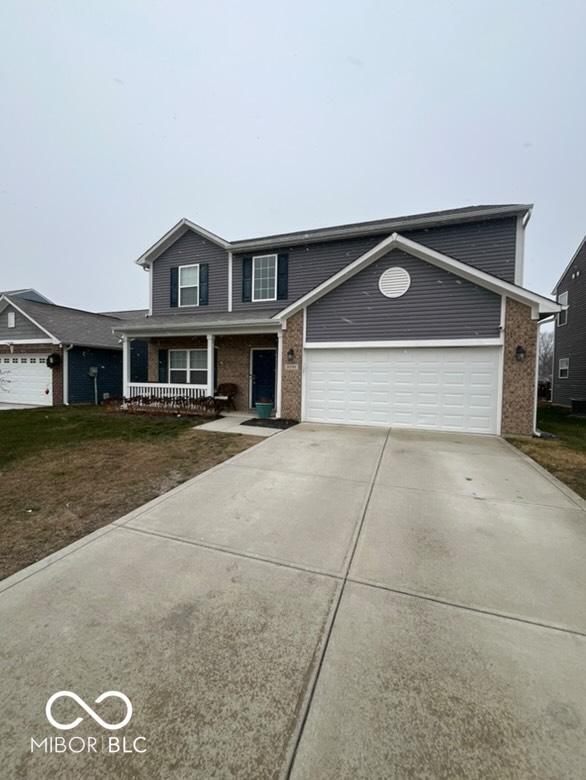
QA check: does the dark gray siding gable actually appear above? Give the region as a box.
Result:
[68,347,122,403]
[233,235,383,312]
[306,249,502,342]
[152,231,229,316]
[232,217,518,313]
[0,304,48,341]
[552,243,586,405]
[404,216,517,283]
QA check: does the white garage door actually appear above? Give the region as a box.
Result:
[304,346,500,434]
[0,354,52,405]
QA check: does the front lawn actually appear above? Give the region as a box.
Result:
[508,405,586,499]
[0,406,258,580]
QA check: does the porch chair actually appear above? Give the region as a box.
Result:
[214,383,238,411]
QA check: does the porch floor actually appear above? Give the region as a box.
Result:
[197,414,278,438]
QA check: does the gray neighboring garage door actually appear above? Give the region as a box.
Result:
[303,346,501,434]
[0,354,52,405]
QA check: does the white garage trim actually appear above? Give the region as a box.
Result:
[303,345,502,434]
[0,339,54,345]
[304,338,502,349]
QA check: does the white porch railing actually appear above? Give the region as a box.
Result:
[127,382,207,400]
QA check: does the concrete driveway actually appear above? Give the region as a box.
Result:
[0,424,585,778]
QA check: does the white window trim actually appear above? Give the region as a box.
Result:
[168,348,208,385]
[7,311,15,328]
[252,254,278,302]
[557,291,568,326]
[178,264,200,308]
[558,358,569,379]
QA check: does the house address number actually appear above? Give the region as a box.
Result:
[285,363,299,371]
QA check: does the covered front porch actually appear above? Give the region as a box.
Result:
[122,329,283,416]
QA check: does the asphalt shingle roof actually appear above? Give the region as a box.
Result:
[112,309,278,334]
[5,297,122,349]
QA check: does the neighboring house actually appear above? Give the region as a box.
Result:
[0,292,147,406]
[113,204,559,435]
[551,236,586,409]
[0,288,54,304]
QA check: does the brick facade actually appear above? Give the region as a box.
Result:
[215,334,278,412]
[0,344,63,405]
[280,310,304,420]
[501,298,538,436]
[146,334,278,412]
[147,337,206,382]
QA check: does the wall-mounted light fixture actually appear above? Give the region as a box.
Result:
[515,345,526,362]
[287,348,295,362]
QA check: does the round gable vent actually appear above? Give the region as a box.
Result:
[379,267,411,298]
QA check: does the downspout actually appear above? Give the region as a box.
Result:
[63,344,73,405]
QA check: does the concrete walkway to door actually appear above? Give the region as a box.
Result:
[0,424,585,778]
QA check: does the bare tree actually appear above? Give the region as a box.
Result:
[538,330,554,381]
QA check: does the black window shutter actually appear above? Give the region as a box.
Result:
[199,263,209,305]
[170,267,179,308]
[277,253,289,300]
[242,257,252,302]
[158,349,168,383]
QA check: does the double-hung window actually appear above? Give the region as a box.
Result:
[558,291,568,326]
[179,264,199,307]
[169,349,207,385]
[558,358,569,379]
[7,311,15,328]
[252,254,277,302]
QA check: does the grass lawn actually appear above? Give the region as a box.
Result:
[508,405,586,499]
[0,406,258,580]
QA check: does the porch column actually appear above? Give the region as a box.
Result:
[276,328,283,418]
[122,336,130,398]
[207,334,215,397]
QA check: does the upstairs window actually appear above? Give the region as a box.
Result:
[252,254,277,302]
[558,358,569,379]
[179,264,199,307]
[558,291,568,326]
[7,311,15,328]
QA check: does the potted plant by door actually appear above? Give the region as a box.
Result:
[255,397,273,420]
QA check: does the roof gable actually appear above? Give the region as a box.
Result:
[136,218,230,267]
[0,295,122,349]
[275,233,559,321]
[0,301,53,342]
[0,289,53,304]
[0,296,58,341]
[136,205,531,266]
[552,236,586,294]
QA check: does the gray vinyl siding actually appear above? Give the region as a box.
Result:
[403,216,517,282]
[152,231,229,316]
[232,235,383,313]
[552,246,586,406]
[0,304,48,340]
[231,217,518,313]
[306,249,501,342]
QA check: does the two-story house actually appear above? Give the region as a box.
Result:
[113,204,559,435]
[552,236,586,410]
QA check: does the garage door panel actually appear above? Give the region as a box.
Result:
[0,354,52,405]
[304,347,500,434]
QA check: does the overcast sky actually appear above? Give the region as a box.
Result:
[1,1,585,311]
